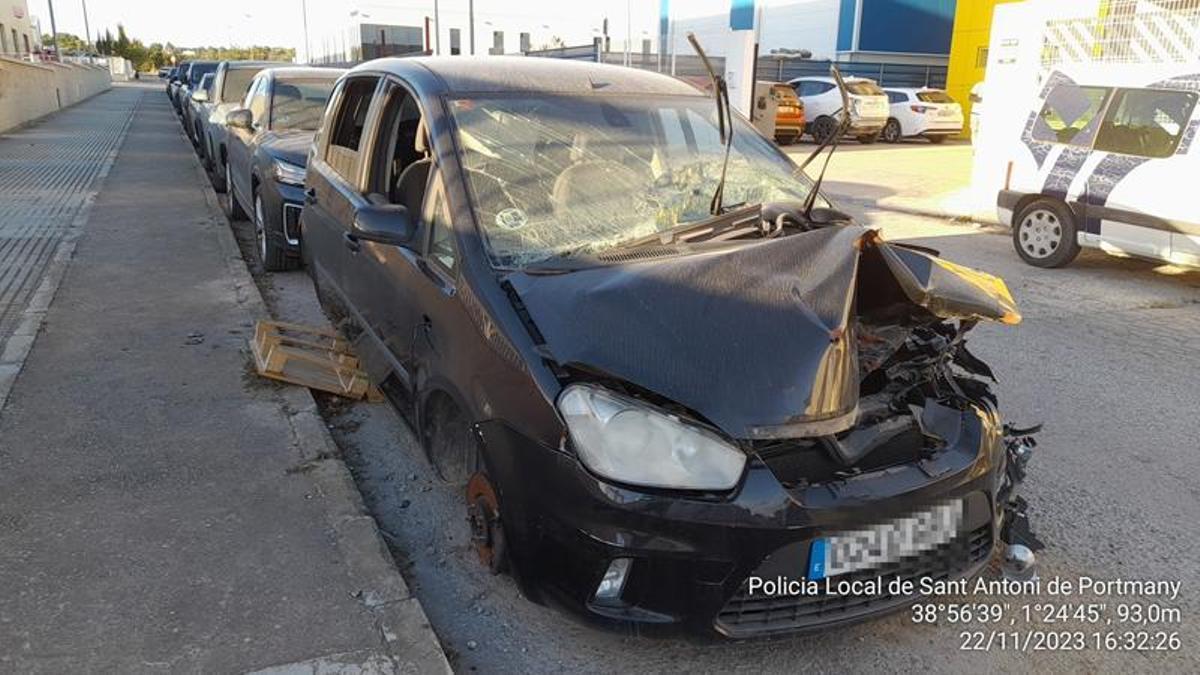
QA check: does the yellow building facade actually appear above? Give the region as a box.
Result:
[945,0,1025,138]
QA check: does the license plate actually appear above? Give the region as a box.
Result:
[807,500,963,581]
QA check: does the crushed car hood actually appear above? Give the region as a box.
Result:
[506,224,1019,440]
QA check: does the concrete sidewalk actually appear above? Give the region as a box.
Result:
[0,85,449,672]
[782,141,1004,226]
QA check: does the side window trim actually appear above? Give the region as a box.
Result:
[422,170,458,280]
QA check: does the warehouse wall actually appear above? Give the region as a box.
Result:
[0,58,112,134]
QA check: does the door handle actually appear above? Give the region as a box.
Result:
[343,232,361,253]
[304,187,317,204]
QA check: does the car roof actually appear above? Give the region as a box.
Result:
[352,56,703,97]
[262,66,347,80]
[788,75,874,84]
[883,86,945,93]
[224,60,282,70]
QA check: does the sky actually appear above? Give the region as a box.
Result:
[26,0,668,52]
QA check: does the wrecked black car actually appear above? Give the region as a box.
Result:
[301,56,1036,638]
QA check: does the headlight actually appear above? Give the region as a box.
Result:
[558,384,746,491]
[272,159,306,186]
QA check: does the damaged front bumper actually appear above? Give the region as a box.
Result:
[478,397,1032,638]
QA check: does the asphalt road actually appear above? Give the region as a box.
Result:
[237,198,1200,672]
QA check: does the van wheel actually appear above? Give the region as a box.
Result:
[1013,199,1081,268]
[224,161,246,220]
[810,116,837,144]
[882,118,902,143]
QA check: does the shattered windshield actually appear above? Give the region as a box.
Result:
[448,95,815,268]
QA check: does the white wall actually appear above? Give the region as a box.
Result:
[668,0,841,59]
[0,57,110,133]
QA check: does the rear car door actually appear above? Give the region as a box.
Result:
[302,75,383,312]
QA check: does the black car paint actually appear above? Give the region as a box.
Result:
[300,57,1032,637]
[200,61,278,189]
[226,68,344,260]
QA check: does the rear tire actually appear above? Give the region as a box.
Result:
[809,116,837,144]
[1013,198,1081,268]
[882,118,902,143]
[223,161,247,221]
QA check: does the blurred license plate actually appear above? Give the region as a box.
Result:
[807,500,962,580]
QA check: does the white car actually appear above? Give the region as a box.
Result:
[788,76,889,144]
[880,87,964,143]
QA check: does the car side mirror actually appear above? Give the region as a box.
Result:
[227,108,253,130]
[191,89,208,103]
[353,203,416,248]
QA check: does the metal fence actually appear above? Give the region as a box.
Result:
[528,44,947,89]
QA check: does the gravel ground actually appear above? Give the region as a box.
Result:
[229,193,1200,673]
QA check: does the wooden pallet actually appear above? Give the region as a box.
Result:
[251,320,379,400]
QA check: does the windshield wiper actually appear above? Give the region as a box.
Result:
[615,203,762,250]
[687,32,735,217]
[798,65,853,219]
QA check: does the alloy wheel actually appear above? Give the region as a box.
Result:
[883,119,901,143]
[1018,208,1062,260]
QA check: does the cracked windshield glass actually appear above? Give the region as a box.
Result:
[449,96,816,267]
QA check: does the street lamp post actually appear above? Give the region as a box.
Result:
[468,0,475,55]
[301,0,310,63]
[81,0,92,51]
[46,0,60,61]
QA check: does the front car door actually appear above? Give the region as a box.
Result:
[227,74,270,207]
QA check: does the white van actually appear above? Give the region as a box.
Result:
[997,64,1199,268]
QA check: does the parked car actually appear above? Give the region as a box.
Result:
[995,63,1200,268]
[169,62,190,111]
[225,67,343,271]
[187,73,216,161]
[751,80,805,144]
[197,60,280,194]
[301,56,1035,638]
[880,87,964,143]
[158,67,170,79]
[180,61,219,144]
[789,75,889,143]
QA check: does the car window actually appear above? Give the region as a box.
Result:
[366,83,427,202]
[450,95,817,268]
[917,90,954,104]
[270,78,335,131]
[1032,84,1111,146]
[847,81,884,96]
[886,91,908,104]
[326,77,381,183]
[426,177,456,272]
[799,81,834,97]
[223,67,261,103]
[247,77,270,126]
[1094,88,1198,158]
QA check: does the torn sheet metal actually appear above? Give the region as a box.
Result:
[506,224,1021,439]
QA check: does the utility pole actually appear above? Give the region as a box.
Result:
[47,0,60,61]
[301,0,310,63]
[81,0,92,51]
[433,0,440,55]
[468,0,475,55]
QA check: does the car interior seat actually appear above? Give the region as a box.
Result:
[393,117,432,217]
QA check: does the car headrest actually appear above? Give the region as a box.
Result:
[414,116,429,156]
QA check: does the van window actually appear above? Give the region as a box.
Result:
[326,77,380,182]
[1094,88,1198,158]
[427,183,457,272]
[1032,84,1111,146]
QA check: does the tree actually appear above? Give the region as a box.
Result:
[42,32,85,54]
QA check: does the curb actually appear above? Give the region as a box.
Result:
[834,195,1008,233]
[189,134,452,672]
[0,89,141,411]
